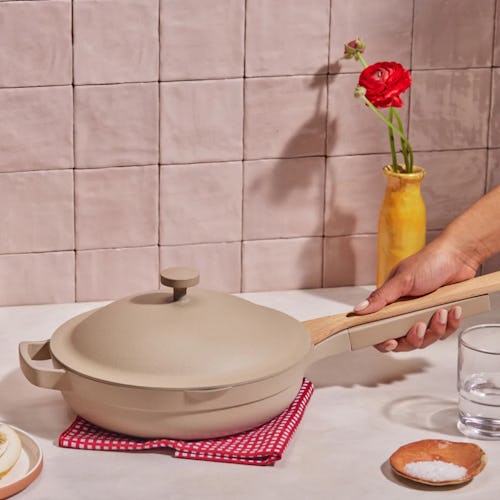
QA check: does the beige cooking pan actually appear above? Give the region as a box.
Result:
[19,268,500,439]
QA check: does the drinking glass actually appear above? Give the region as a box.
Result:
[458,324,500,439]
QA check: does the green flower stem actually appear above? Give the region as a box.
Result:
[356,53,368,68]
[388,108,398,172]
[360,95,411,149]
[393,110,413,173]
[393,110,409,171]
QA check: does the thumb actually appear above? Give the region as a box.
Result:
[353,274,409,315]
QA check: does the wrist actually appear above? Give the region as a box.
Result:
[434,227,483,274]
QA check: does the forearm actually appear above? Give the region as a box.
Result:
[355,186,500,351]
[437,185,500,269]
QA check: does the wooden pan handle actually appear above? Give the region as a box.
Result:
[303,270,500,345]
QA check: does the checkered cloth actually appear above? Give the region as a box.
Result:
[59,379,313,466]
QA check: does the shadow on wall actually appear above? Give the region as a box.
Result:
[325,62,358,287]
[246,63,357,289]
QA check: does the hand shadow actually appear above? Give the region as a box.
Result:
[382,394,462,437]
[306,347,431,388]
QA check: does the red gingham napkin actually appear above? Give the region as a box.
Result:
[58,379,313,466]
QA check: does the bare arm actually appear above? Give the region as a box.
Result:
[354,185,500,352]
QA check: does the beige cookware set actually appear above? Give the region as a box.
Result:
[19,267,500,439]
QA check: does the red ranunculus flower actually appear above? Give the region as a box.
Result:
[358,62,411,108]
[343,40,414,171]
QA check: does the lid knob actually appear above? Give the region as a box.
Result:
[160,267,200,301]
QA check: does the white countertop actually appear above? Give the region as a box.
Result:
[1,286,499,500]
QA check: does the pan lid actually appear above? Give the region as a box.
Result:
[49,268,311,389]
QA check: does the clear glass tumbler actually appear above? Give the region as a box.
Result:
[458,324,500,439]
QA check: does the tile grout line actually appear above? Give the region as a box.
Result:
[71,0,77,302]
[157,0,161,285]
[407,0,416,140]
[240,0,248,293]
[486,0,498,191]
[0,66,495,91]
[0,147,492,176]
[481,0,498,276]
[322,0,333,288]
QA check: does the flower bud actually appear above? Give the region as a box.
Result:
[354,85,366,98]
[343,38,366,59]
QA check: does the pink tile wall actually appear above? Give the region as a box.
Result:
[73,0,159,85]
[0,0,499,305]
[160,80,243,164]
[74,83,159,168]
[160,0,244,81]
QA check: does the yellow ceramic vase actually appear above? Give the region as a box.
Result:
[376,165,426,287]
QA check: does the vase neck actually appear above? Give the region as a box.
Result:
[383,165,425,179]
[383,165,425,191]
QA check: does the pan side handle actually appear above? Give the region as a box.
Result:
[19,340,67,390]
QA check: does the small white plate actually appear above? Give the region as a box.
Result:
[0,425,43,499]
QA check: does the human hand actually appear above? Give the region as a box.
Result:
[353,240,478,352]
[366,305,463,352]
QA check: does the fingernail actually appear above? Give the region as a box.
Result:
[416,323,426,339]
[453,306,462,320]
[439,309,448,325]
[385,340,397,352]
[354,299,369,312]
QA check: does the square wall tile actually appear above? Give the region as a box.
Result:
[413,0,494,69]
[75,83,159,168]
[160,162,242,245]
[489,69,500,147]
[242,238,322,291]
[0,1,71,87]
[487,148,500,189]
[330,0,412,73]
[327,74,409,156]
[0,252,74,306]
[324,235,377,286]
[160,0,244,80]
[243,157,325,239]
[325,155,387,236]
[75,165,159,250]
[417,150,487,230]
[76,247,159,301]
[160,242,241,292]
[74,0,159,84]
[245,75,327,160]
[410,69,490,151]
[160,80,243,164]
[0,170,74,254]
[495,1,500,66]
[0,86,73,172]
[246,0,329,77]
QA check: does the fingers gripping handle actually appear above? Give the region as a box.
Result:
[347,295,490,350]
[305,270,500,346]
[309,295,490,363]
